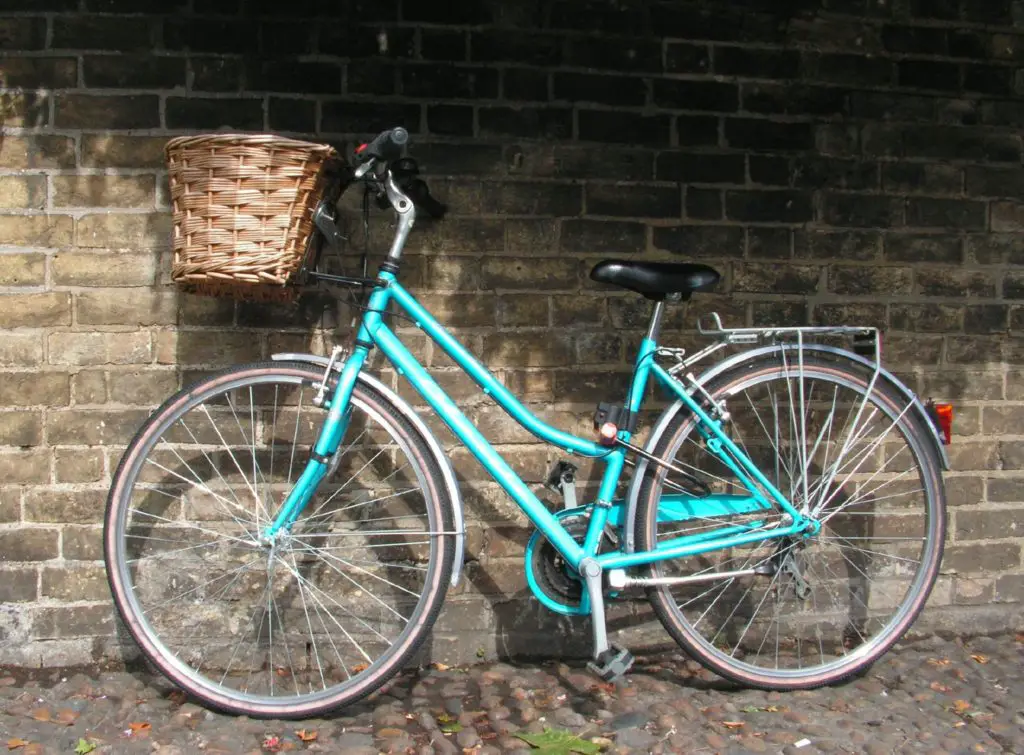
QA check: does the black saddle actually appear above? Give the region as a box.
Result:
[590,259,721,301]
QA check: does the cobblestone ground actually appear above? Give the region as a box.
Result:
[2,633,1022,754]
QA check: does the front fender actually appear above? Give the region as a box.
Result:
[620,343,950,554]
[271,352,466,587]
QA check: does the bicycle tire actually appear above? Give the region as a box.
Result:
[635,353,946,689]
[104,361,455,718]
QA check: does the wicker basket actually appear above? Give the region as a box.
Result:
[165,133,342,302]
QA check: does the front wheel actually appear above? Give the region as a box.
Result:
[104,361,455,718]
[635,353,946,689]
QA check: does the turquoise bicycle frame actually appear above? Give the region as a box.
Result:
[264,271,809,579]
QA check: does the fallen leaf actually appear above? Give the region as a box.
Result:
[295,729,317,743]
[928,658,951,667]
[262,734,282,752]
[952,700,971,714]
[722,721,745,729]
[431,662,450,671]
[516,727,601,754]
[128,722,151,733]
[739,704,781,713]
[55,709,79,726]
[930,681,951,693]
[440,721,463,734]
[28,708,50,723]
[970,653,989,664]
[168,690,187,705]
[73,740,97,755]
[6,739,28,751]
[350,663,368,674]
[953,721,966,728]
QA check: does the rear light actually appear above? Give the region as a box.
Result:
[925,400,953,445]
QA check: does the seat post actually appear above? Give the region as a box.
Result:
[646,300,665,342]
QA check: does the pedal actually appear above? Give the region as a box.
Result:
[586,643,634,682]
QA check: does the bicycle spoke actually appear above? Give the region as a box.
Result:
[286,548,328,692]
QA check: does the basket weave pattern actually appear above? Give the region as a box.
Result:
[165,134,339,300]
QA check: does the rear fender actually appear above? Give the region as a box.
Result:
[620,343,950,554]
[271,352,466,587]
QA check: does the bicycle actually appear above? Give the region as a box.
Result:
[104,126,953,719]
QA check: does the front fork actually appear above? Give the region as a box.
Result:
[260,344,370,541]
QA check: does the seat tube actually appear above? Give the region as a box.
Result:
[646,299,665,342]
[584,299,667,555]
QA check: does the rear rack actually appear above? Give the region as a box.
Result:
[697,311,879,353]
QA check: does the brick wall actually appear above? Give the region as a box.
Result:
[1,0,1023,667]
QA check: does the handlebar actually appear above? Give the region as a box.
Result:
[353,128,446,221]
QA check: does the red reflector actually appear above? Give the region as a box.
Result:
[933,403,952,445]
[355,143,368,153]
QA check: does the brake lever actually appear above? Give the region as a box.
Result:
[353,159,374,180]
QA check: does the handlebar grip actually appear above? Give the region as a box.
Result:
[358,126,408,162]
[390,126,409,149]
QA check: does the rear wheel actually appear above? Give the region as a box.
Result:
[104,361,455,718]
[635,353,946,689]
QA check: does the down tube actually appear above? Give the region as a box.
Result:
[370,322,586,568]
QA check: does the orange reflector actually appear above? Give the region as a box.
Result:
[933,403,952,445]
[925,400,953,445]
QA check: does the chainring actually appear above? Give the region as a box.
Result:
[530,514,589,606]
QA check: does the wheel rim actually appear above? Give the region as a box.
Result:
[642,361,943,683]
[107,368,447,712]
